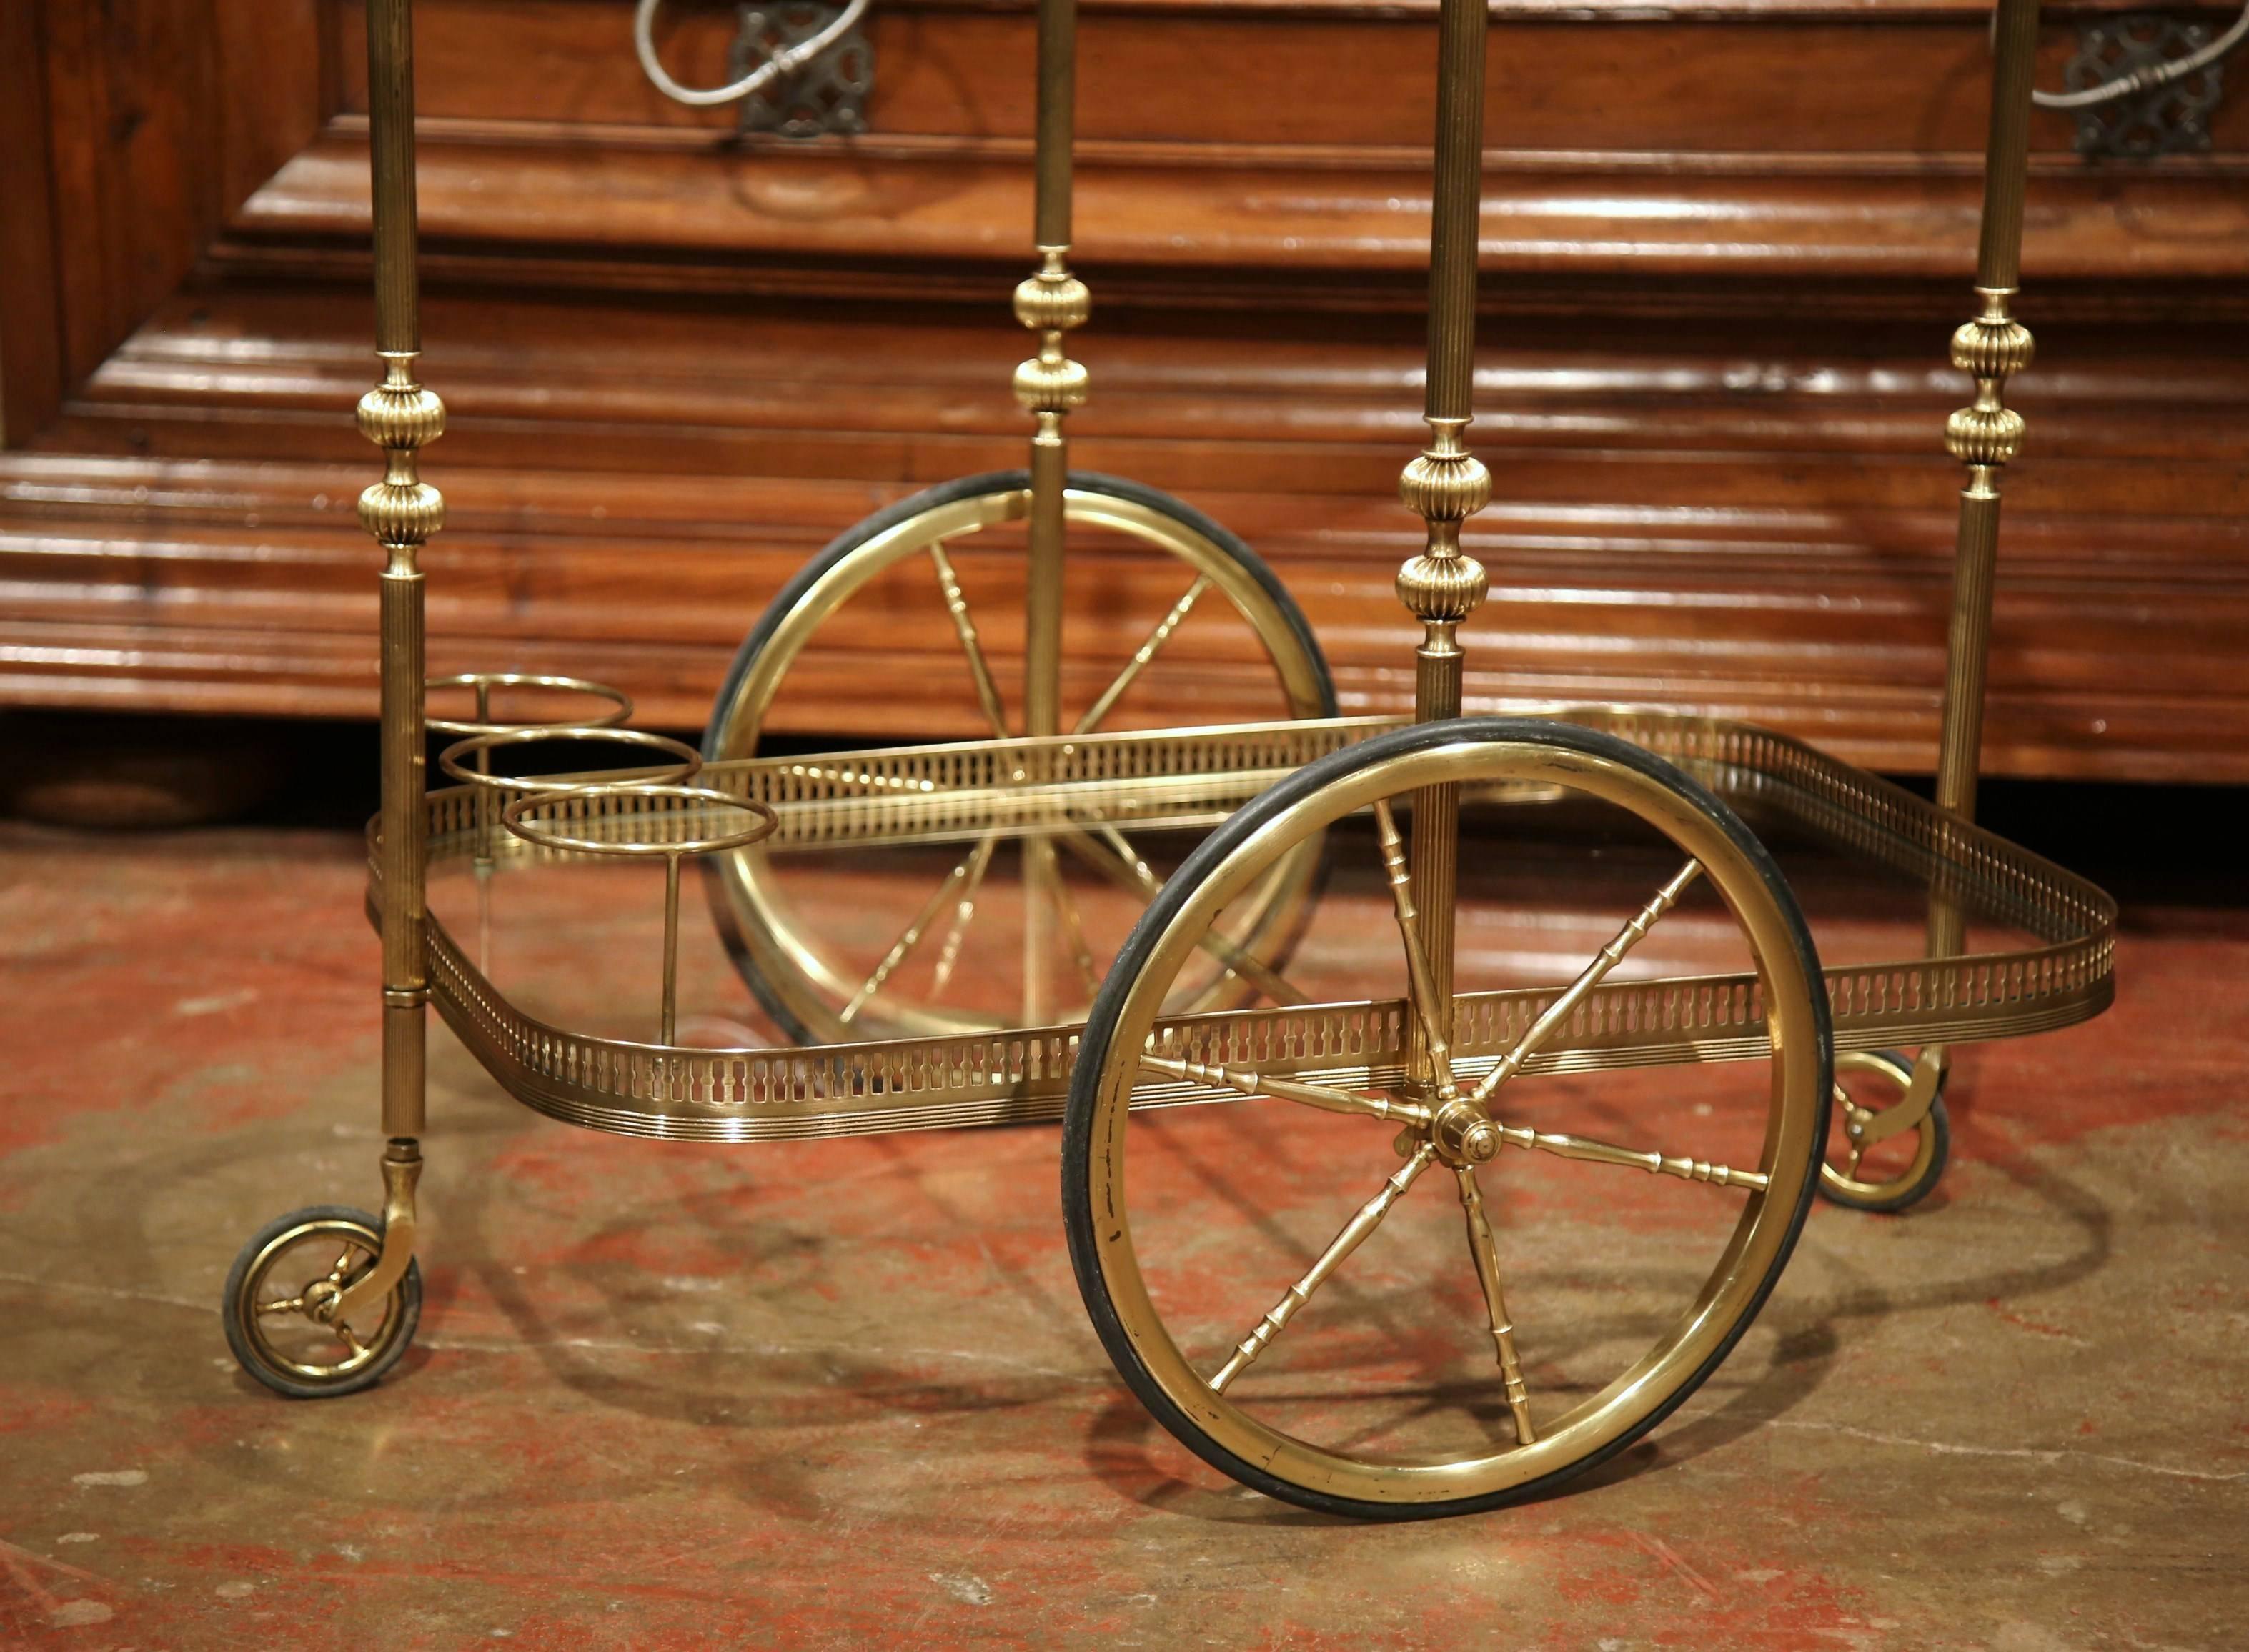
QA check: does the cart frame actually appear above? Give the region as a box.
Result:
[222,0,2112,1514]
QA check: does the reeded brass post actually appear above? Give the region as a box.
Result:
[1928,0,2040,962]
[357,0,444,1142]
[1014,244,1088,742]
[1395,0,1491,1089]
[1013,0,1089,1021]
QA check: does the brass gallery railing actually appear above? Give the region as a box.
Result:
[369,708,2115,1143]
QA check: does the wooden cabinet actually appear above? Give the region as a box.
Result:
[4,0,2245,778]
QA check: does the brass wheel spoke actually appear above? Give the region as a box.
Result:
[1096,825,1153,887]
[840,845,989,1025]
[1465,859,1704,1108]
[1455,1166,1536,1446]
[257,1295,307,1318]
[1210,1143,1438,1393]
[332,1319,371,1360]
[1138,1053,1433,1128]
[1371,800,1459,1095]
[1046,872,1106,997]
[1490,1117,1769,1192]
[928,541,1011,738]
[1058,824,1161,902]
[326,1245,362,1284]
[1022,837,1059,1025]
[1060,827,1311,1007]
[927,832,998,998]
[1073,574,1211,735]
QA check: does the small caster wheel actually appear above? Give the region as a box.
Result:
[1819,1048,1950,1213]
[222,1206,422,1398]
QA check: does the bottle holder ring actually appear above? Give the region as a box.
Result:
[438,726,704,793]
[500,783,780,1045]
[500,784,779,859]
[425,672,635,737]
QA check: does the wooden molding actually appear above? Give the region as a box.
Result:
[7,287,2245,780]
[0,0,64,447]
[4,0,2245,783]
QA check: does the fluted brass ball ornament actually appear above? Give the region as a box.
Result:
[1012,250,1091,417]
[1012,262,1091,334]
[1396,430,1493,627]
[354,361,447,450]
[1950,309,2035,380]
[356,361,447,548]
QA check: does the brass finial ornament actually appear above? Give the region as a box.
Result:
[1942,294,2033,472]
[1012,250,1091,416]
[1396,424,1491,628]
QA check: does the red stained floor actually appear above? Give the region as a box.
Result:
[1,818,2244,1649]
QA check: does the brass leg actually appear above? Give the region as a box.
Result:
[660,851,683,1045]
[1827,0,2041,1209]
[472,681,493,973]
[1932,0,2039,978]
[1013,0,1090,1027]
[361,0,441,1292]
[217,0,437,1398]
[334,1139,424,1323]
[1394,0,1494,1095]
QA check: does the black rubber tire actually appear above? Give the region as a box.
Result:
[223,1205,422,1400]
[1062,716,1832,1521]
[1819,1048,1952,1214]
[702,469,1339,1046]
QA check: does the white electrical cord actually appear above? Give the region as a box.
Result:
[634,0,872,108]
[2031,1,2248,110]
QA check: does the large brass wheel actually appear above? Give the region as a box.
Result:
[702,471,1337,1043]
[1063,719,1831,1518]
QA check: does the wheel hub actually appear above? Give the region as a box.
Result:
[1431,1098,1499,1167]
[303,1278,344,1323]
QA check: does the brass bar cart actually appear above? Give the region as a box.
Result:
[221,0,2113,1520]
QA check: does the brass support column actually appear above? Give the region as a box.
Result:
[1017,0,1086,742]
[1928,0,2040,962]
[357,0,445,1140]
[1395,0,1491,1089]
[1013,0,1089,1022]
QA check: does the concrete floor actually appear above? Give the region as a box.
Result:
[1,819,2244,1649]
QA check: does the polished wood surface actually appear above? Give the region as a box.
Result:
[3,0,2245,778]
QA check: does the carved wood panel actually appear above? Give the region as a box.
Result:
[2,0,2245,781]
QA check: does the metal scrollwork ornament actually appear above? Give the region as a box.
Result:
[730,1,874,137]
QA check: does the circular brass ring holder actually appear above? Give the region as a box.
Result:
[437,725,704,792]
[435,727,705,945]
[501,784,777,858]
[502,783,780,1044]
[425,672,635,737]
[435,723,705,980]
